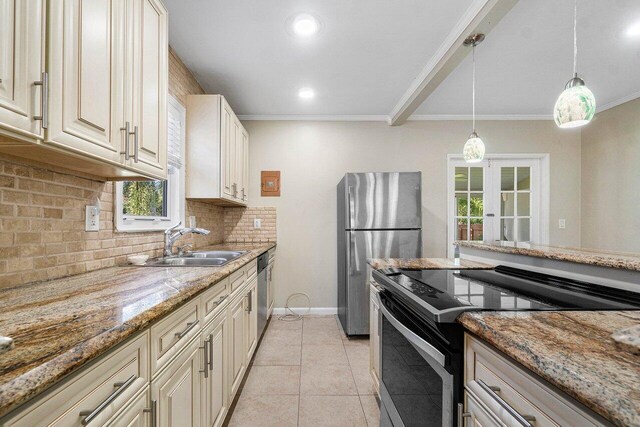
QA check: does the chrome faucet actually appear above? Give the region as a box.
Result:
[164,222,210,257]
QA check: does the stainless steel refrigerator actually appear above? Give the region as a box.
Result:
[337,172,423,335]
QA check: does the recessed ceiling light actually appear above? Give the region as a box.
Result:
[627,21,640,37]
[298,88,315,99]
[292,14,319,37]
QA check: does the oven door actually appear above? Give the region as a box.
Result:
[376,291,457,427]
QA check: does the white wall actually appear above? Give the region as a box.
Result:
[581,98,640,253]
[244,120,581,308]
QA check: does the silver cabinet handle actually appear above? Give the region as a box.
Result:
[477,380,535,426]
[232,183,238,196]
[174,320,199,340]
[143,400,157,427]
[213,295,227,307]
[245,290,253,312]
[120,122,131,160]
[33,72,48,129]
[208,332,214,371]
[199,334,211,378]
[241,188,246,200]
[131,125,139,163]
[79,375,136,425]
[457,403,472,426]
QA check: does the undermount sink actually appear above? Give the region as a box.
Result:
[145,250,247,267]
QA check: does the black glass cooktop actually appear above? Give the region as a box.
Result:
[374,265,640,323]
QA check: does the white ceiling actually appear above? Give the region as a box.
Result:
[163,0,474,116]
[165,0,640,119]
[414,0,640,117]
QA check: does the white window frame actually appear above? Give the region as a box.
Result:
[114,95,186,232]
[446,153,550,257]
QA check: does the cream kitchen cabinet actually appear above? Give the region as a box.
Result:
[245,278,258,361]
[0,0,168,180]
[186,95,249,206]
[369,282,381,395]
[228,291,247,399]
[200,310,228,427]
[104,387,153,427]
[267,258,275,317]
[152,336,202,427]
[0,0,45,141]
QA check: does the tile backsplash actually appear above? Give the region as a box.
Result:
[0,154,276,288]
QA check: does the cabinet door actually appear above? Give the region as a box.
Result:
[464,391,502,427]
[0,0,45,140]
[127,0,167,178]
[220,97,235,200]
[267,262,274,318]
[235,118,244,203]
[241,127,249,203]
[105,388,152,427]
[46,0,124,163]
[153,338,202,427]
[245,279,258,361]
[201,312,228,427]
[228,295,246,398]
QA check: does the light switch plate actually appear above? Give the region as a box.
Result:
[254,218,262,229]
[558,219,566,229]
[85,205,100,232]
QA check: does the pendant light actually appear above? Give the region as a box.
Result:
[553,0,596,128]
[463,34,485,163]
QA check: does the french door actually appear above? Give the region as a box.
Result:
[448,156,545,257]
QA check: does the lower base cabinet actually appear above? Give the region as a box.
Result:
[152,337,202,427]
[228,293,247,399]
[369,283,381,395]
[105,387,153,427]
[200,311,228,427]
[245,278,258,362]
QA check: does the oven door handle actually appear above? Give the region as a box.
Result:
[375,292,446,367]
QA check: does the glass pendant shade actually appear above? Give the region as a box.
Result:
[553,76,596,128]
[463,132,485,163]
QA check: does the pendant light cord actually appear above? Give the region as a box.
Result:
[472,43,476,132]
[573,0,578,76]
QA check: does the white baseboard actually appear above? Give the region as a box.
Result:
[272,307,337,316]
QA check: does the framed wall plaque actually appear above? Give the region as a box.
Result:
[261,171,281,196]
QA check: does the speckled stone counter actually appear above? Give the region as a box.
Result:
[459,310,640,427]
[0,242,275,418]
[456,241,640,272]
[367,257,494,270]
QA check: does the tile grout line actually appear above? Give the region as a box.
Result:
[337,315,369,426]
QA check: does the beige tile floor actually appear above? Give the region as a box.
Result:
[227,315,380,427]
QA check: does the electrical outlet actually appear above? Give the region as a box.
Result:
[558,219,566,229]
[189,215,196,228]
[254,218,262,229]
[85,205,100,232]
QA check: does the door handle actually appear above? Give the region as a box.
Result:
[143,400,157,427]
[208,333,214,371]
[33,72,48,129]
[175,320,199,339]
[245,290,253,312]
[79,375,136,425]
[200,334,212,378]
[120,122,131,160]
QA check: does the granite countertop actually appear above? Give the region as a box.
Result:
[456,241,640,272]
[0,242,275,418]
[367,257,494,270]
[459,310,640,427]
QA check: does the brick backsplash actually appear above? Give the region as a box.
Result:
[224,207,277,243]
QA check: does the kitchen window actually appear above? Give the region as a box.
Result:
[447,154,549,257]
[115,96,186,232]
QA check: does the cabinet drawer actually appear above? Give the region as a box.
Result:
[150,298,201,376]
[464,390,502,427]
[3,332,149,427]
[268,248,276,261]
[246,260,257,282]
[201,277,230,324]
[464,334,605,427]
[229,266,246,293]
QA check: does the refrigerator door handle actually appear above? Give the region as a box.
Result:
[347,186,353,230]
[347,231,354,275]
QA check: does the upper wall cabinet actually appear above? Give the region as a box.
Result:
[186,95,249,206]
[0,0,168,180]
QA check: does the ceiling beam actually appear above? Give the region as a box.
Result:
[387,0,519,126]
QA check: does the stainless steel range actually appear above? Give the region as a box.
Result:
[372,266,640,427]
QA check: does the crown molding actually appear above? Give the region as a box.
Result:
[597,91,640,113]
[408,114,552,121]
[237,114,389,122]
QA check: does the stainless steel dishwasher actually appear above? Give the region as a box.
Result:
[257,252,269,338]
